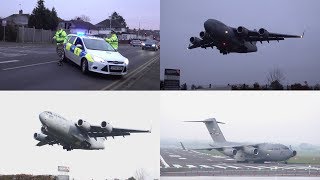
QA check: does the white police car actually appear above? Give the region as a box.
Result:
[62,34,129,76]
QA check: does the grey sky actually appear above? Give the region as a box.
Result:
[1,0,160,30]
[160,0,320,85]
[160,92,320,145]
[0,92,159,179]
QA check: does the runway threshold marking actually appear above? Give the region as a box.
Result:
[172,164,182,168]
[186,165,196,168]
[223,164,241,169]
[0,60,20,64]
[2,60,57,71]
[199,165,214,169]
[101,55,159,90]
[212,165,227,169]
[160,155,170,168]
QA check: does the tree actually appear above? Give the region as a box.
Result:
[253,82,260,90]
[28,0,59,30]
[181,83,187,90]
[267,68,285,85]
[73,15,91,22]
[134,169,147,180]
[270,80,284,90]
[110,12,127,28]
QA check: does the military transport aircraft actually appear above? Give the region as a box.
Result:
[181,118,297,163]
[34,111,150,151]
[188,19,304,55]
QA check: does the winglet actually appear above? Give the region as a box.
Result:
[180,142,187,150]
[301,31,305,38]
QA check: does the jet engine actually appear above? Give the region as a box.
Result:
[222,148,237,156]
[77,119,91,131]
[34,132,47,141]
[243,146,259,155]
[101,121,113,133]
[258,28,269,38]
[237,26,249,37]
[190,37,201,45]
[292,150,297,157]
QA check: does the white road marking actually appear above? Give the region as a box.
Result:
[0,60,20,64]
[243,165,265,170]
[224,165,241,169]
[212,165,227,169]
[169,155,181,158]
[199,165,214,169]
[186,165,196,168]
[225,158,235,161]
[160,155,170,168]
[172,164,182,168]
[179,158,186,160]
[2,61,57,71]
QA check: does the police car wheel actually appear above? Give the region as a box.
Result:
[81,59,89,74]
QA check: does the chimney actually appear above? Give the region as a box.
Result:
[19,10,23,14]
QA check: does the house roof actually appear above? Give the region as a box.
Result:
[63,19,98,30]
[4,13,29,21]
[96,19,126,28]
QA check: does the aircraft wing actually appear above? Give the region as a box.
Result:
[87,126,150,138]
[180,142,261,151]
[245,29,303,42]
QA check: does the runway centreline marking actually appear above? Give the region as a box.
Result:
[101,55,159,90]
[0,60,20,64]
[2,61,57,71]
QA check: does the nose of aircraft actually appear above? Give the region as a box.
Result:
[39,112,47,124]
[204,19,213,32]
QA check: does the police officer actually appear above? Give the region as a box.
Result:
[105,30,118,50]
[53,27,67,66]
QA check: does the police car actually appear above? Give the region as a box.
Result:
[62,34,129,76]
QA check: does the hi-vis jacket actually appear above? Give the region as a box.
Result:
[105,34,118,50]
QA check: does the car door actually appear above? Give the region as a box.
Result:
[65,35,76,60]
[72,37,85,66]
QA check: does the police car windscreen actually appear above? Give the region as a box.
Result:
[83,38,115,51]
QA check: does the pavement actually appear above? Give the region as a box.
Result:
[0,42,159,90]
[160,148,320,177]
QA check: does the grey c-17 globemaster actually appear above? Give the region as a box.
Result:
[188,19,304,55]
[181,118,297,163]
[34,111,150,151]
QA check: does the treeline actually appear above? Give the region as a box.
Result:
[0,174,55,180]
[231,81,320,90]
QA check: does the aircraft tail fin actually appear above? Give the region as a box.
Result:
[180,142,187,150]
[185,118,227,143]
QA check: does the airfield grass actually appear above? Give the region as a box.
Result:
[197,150,320,164]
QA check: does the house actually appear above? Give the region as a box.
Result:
[59,18,98,35]
[4,10,29,27]
[95,18,127,35]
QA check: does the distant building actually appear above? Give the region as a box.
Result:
[4,10,29,27]
[96,18,127,35]
[59,18,98,35]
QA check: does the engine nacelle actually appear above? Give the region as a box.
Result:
[243,146,259,155]
[34,132,47,141]
[101,121,113,133]
[77,119,91,131]
[258,28,269,38]
[190,37,201,45]
[222,148,237,156]
[292,150,297,157]
[237,26,249,37]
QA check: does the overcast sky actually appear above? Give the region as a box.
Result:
[1,0,160,30]
[160,0,320,85]
[0,92,159,179]
[161,92,320,145]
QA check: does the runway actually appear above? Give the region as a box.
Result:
[0,43,159,90]
[160,148,320,177]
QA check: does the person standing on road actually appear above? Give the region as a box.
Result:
[105,30,118,50]
[53,27,67,66]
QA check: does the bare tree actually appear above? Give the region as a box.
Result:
[73,15,91,22]
[134,169,147,180]
[267,68,285,85]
